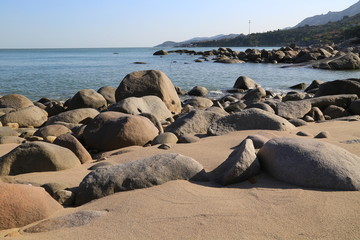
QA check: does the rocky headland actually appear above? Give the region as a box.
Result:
[154,40,360,70]
[1,69,360,239]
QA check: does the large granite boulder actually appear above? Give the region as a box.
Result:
[208,108,295,136]
[97,86,116,105]
[0,183,62,230]
[327,53,360,70]
[53,133,92,164]
[67,89,107,111]
[34,124,72,138]
[75,153,206,205]
[315,79,360,97]
[211,139,261,186]
[83,111,159,151]
[165,109,227,137]
[233,76,259,90]
[0,94,34,109]
[108,95,172,121]
[275,100,312,119]
[115,70,181,114]
[46,108,99,125]
[0,142,81,175]
[0,106,48,128]
[258,137,360,190]
[183,97,213,109]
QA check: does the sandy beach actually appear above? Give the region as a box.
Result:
[1,119,359,240]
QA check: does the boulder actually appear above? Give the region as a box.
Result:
[83,112,159,151]
[183,97,213,109]
[258,138,360,190]
[153,50,168,55]
[43,101,64,117]
[308,94,358,110]
[46,108,99,125]
[188,86,209,96]
[323,105,349,119]
[97,86,116,105]
[53,133,92,164]
[108,95,172,121]
[0,142,81,175]
[349,99,360,115]
[290,83,306,90]
[165,109,227,137]
[233,76,259,90]
[288,119,308,127]
[328,53,360,70]
[139,113,164,134]
[151,132,178,145]
[246,102,275,114]
[246,132,278,149]
[0,126,18,137]
[0,183,62,230]
[242,87,266,103]
[275,100,312,119]
[304,80,323,92]
[315,79,360,97]
[208,108,295,136]
[0,136,25,144]
[0,94,34,109]
[0,106,48,128]
[34,124,72,138]
[308,107,325,121]
[214,59,244,64]
[115,70,181,114]
[211,139,261,185]
[67,89,107,111]
[75,153,206,205]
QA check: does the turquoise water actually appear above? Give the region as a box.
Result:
[0,47,359,101]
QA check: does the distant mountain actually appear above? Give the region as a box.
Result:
[155,34,240,48]
[294,0,360,27]
[188,13,360,47]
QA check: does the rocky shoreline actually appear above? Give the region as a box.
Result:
[154,41,360,70]
[1,69,360,237]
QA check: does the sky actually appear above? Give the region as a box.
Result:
[0,0,358,48]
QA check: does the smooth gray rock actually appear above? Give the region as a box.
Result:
[75,153,207,205]
[275,100,312,119]
[115,70,181,114]
[188,86,209,96]
[0,127,18,137]
[53,133,92,164]
[349,99,360,115]
[258,137,360,190]
[315,79,360,97]
[208,109,295,136]
[0,142,81,176]
[0,106,48,128]
[308,94,358,110]
[83,112,158,151]
[245,132,278,149]
[151,132,178,145]
[67,89,107,111]
[233,76,259,90]
[165,109,227,137]
[211,139,261,185]
[0,94,34,109]
[46,108,99,125]
[288,119,308,127]
[34,124,72,138]
[183,97,213,109]
[327,53,360,70]
[97,86,116,105]
[108,95,172,121]
[0,136,25,144]
[323,105,349,119]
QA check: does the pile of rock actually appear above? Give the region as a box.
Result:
[157,45,360,69]
[1,70,360,230]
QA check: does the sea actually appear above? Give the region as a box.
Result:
[0,47,359,101]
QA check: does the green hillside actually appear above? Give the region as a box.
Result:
[188,13,360,47]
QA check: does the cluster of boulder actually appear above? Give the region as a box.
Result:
[1,70,360,231]
[154,44,360,69]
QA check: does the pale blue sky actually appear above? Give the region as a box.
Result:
[0,0,358,48]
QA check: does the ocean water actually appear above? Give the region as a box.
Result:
[0,47,359,101]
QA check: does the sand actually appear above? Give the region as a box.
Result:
[1,120,360,239]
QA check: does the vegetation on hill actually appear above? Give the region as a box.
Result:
[185,13,360,47]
